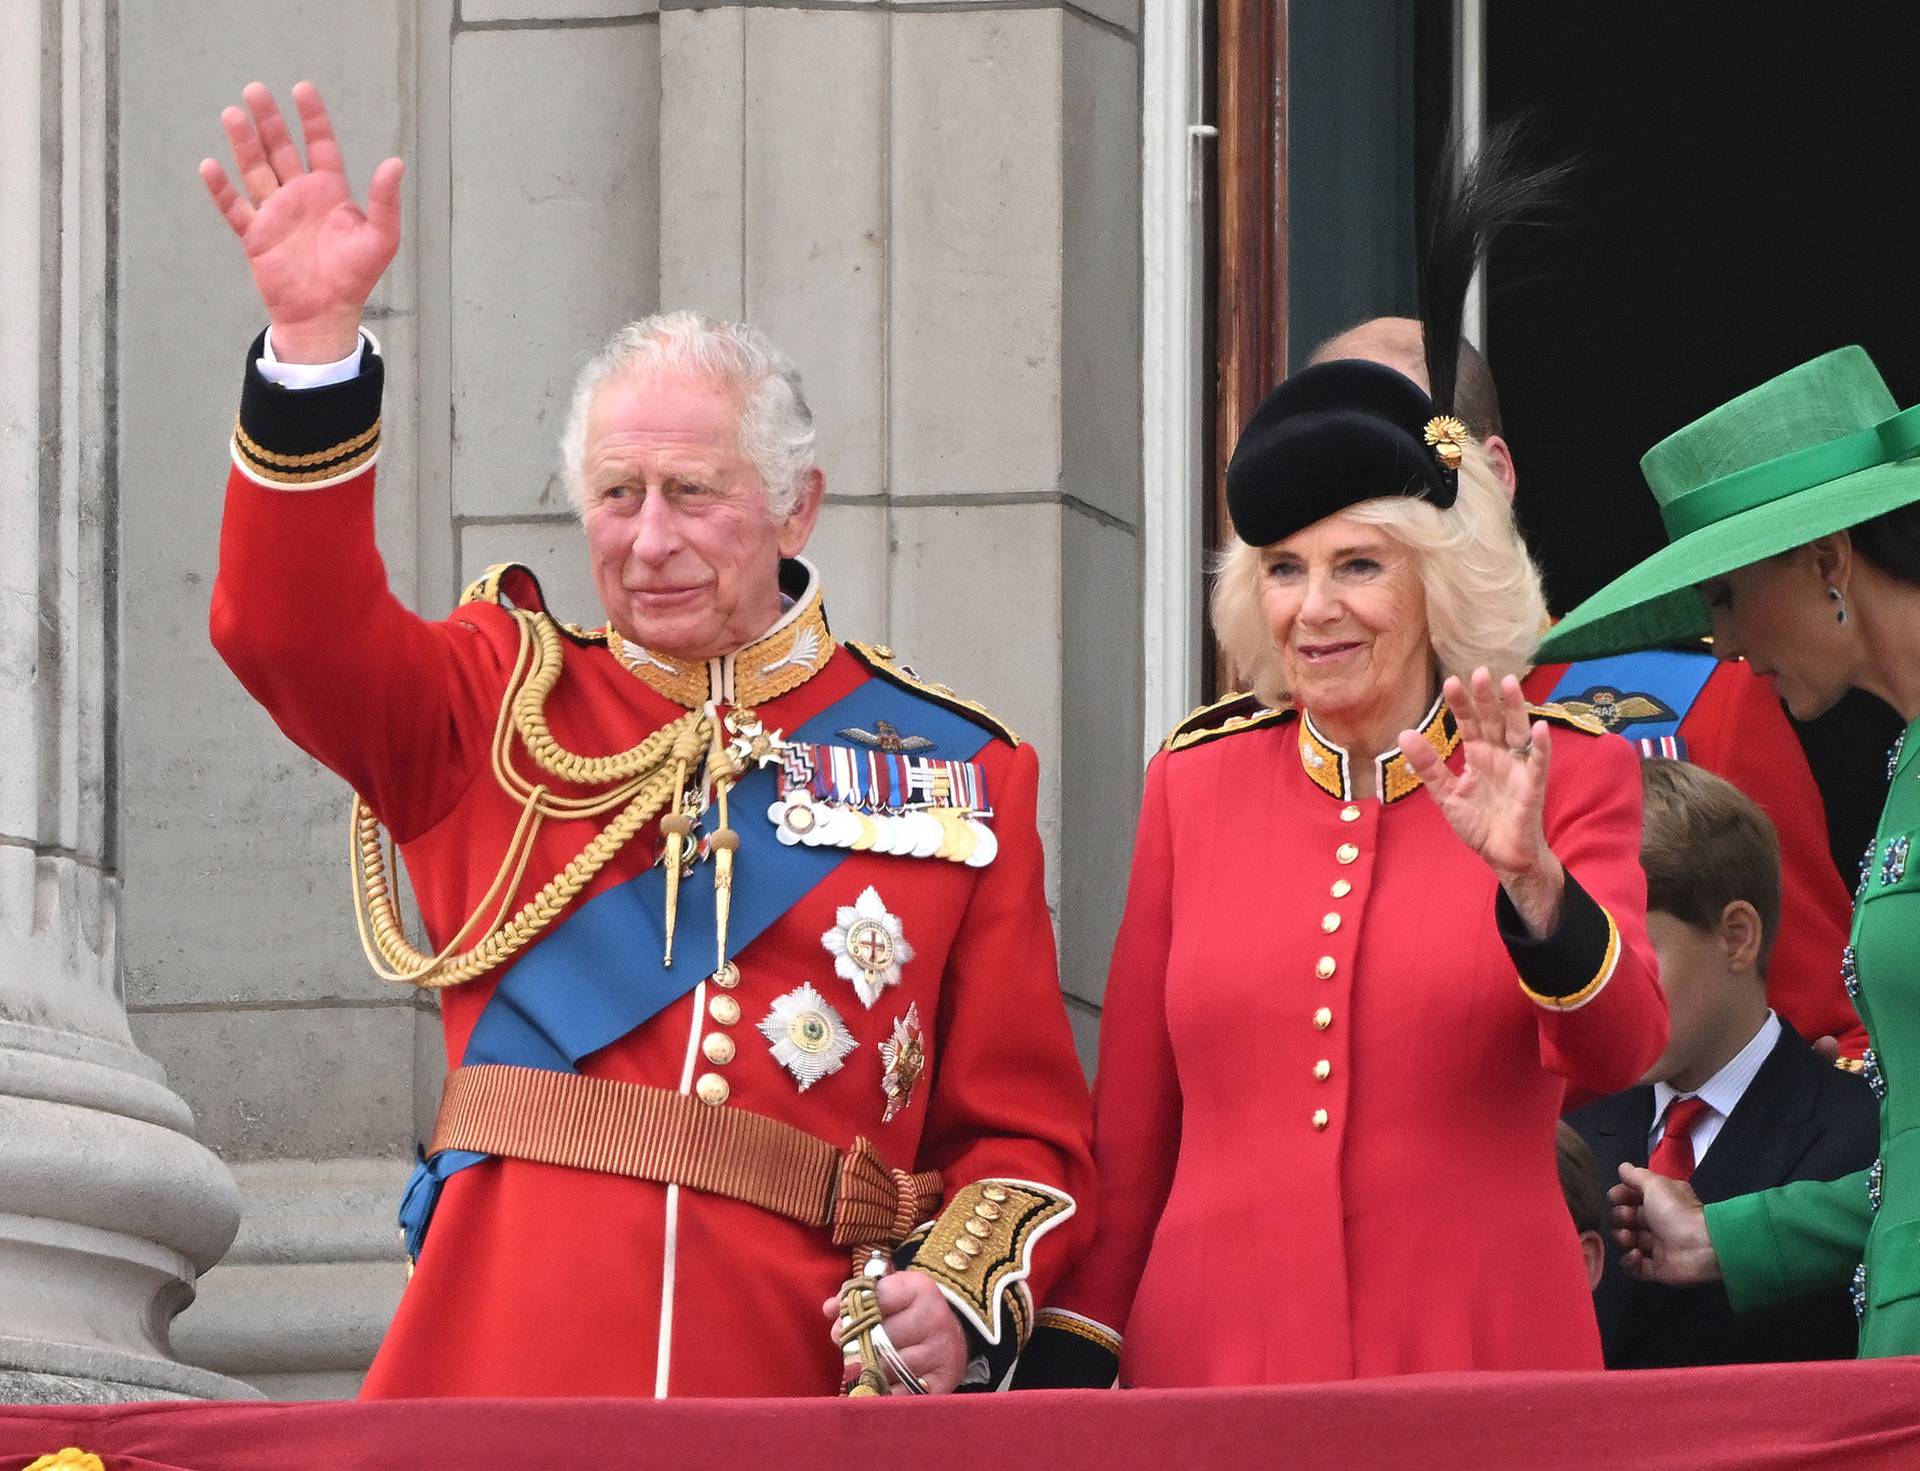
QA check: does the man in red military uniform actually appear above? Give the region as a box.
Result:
[1313,318,1863,1057]
[199,81,1093,1398]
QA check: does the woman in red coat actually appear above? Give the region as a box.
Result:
[1015,341,1668,1387]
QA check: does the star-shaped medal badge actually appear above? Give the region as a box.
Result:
[879,1003,927,1123]
[757,983,858,1091]
[822,885,916,1008]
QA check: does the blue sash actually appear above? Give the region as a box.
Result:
[1547,648,1717,759]
[400,670,996,1255]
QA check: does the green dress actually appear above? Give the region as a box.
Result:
[1706,714,1919,1355]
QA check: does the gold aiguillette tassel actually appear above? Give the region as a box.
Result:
[660,759,693,967]
[711,774,739,974]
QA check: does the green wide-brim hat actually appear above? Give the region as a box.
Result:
[1536,346,1920,662]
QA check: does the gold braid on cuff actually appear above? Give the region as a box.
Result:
[910,1180,1073,1346]
[352,608,713,989]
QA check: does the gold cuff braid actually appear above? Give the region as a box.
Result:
[910,1180,1073,1346]
[1034,1308,1121,1357]
[352,609,713,990]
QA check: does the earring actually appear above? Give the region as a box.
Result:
[1829,585,1849,625]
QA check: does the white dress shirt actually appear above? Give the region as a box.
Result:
[1649,1010,1782,1168]
[256,327,374,390]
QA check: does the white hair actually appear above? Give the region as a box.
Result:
[1210,444,1548,709]
[559,310,818,518]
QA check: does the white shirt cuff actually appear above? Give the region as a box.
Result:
[255,327,380,390]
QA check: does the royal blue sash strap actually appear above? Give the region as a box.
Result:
[398,671,996,1252]
[1547,648,1718,753]
[398,1145,487,1259]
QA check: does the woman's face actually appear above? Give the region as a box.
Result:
[1260,513,1433,732]
[1698,548,1853,720]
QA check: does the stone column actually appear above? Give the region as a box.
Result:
[0,0,248,1403]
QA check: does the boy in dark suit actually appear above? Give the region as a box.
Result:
[1569,760,1876,1367]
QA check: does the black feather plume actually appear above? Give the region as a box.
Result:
[1418,119,1571,417]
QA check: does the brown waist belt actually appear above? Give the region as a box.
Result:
[429,1063,943,1249]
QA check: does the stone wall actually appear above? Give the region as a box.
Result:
[108,0,1142,1396]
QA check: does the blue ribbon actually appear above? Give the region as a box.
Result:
[1547,648,1717,748]
[398,669,996,1256]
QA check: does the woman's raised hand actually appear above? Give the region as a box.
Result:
[1398,668,1566,936]
[198,82,403,364]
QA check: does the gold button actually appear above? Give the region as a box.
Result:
[1315,956,1336,980]
[709,994,741,1026]
[1340,804,1362,822]
[711,961,740,990]
[1337,843,1360,864]
[943,1251,971,1271]
[1313,1059,1331,1081]
[1313,1006,1333,1030]
[964,1218,993,1238]
[982,1186,1009,1203]
[702,1032,736,1065]
[695,1072,730,1106]
[1312,1108,1330,1130]
[956,1236,982,1257]
[1331,879,1352,898]
[1321,912,1341,933]
[975,1201,1002,1220]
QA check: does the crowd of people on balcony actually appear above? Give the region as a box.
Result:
[196,84,1917,1399]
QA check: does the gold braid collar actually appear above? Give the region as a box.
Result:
[607,571,835,709]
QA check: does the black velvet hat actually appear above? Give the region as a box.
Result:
[1223,122,1563,548]
[1225,360,1460,547]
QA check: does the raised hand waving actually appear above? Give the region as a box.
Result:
[1397,667,1568,936]
[199,82,403,364]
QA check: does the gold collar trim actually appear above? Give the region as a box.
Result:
[1298,694,1458,804]
[609,558,835,709]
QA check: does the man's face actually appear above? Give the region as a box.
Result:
[581,370,820,661]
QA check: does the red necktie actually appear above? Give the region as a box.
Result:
[1649,1095,1713,1180]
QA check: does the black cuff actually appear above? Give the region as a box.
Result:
[1010,1322,1120,1390]
[1495,867,1620,1009]
[233,329,384,486]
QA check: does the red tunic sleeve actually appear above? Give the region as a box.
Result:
[1015,751,1178,1382]
[209,337,510,842]
[1524,658,1862,1057]
[908,738,1098,1336]
[1497,727,1669,1095]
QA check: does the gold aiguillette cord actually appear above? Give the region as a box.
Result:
[659,759,692,966]
[710,717,745,975]
[834,1253,891,1397]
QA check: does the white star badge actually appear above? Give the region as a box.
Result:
[757,983,857,1091]
[822,885,915,1008]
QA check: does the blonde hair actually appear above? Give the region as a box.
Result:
[1210,444,1547,708]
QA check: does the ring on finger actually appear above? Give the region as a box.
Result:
[871,1323,930,1395]
[1508,740,1533,759]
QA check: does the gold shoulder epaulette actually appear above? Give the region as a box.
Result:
[1528,701,1609,737]
[845,641,1019,747]
[1162,691,1293,753]
[457,562,607,645]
